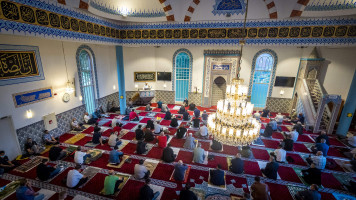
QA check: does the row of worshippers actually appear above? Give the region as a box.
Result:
[254,107,305,125]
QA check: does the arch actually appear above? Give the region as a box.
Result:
[290,0,311,17]
[76,45,99,114]
[158,0,175,21]
[263,0,278,19]
[211,76,227,106]
[173,48,193,101]
[248,49,278,107]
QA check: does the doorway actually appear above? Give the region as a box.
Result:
[211,76,226,106]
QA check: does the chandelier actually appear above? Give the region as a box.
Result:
[207,79,261,146]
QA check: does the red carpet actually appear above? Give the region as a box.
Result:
[121,131,136,140]
[251,148,270,160]
[118,158,139,175]
[101,129,113,137]
[152,108,161,112]
[329,138,345,147]
[297,135,314,143]
[293,143,311,153]
[146,147,163,159]
[161,188,179,200]
[260,117,270,123]
[244,160,262,176]
[326,158,345,172]
[266,182,293,200]
[226,175,249,192]
[59,133,75,143]
[121,143,137,154]
[328,147,346,158]
[320,192,337,200]
[280,126,290,132]
[122,123,137,130]
[155,113,166,118]
[74,136,94,146]
[89,155,112,169]
[187,168,209,185]
[136,106,146,111]
[50,167,72,186]
[206,155,228,170]
[171,110,178,114]
[169,137,185,148]
[138,112,148,116]
[278,166,302,183]
[262,139,280,149]
[286,153,307,166]
[101,121,111,127]
[82,127,94,134]
[176,151,193,165]
[160,120,171,126]
[200,141,211,151]
[167,128,177,135]
[139,118,151,123]
[272,132,284,139]
[81,173,106,195]
[221,144,239,156]
[282,121,292,125]
[151,163,175,181]
[167,104,175,109]
[119,179,145,200]
[321,172,343,190]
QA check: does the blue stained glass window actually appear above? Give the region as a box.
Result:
[250,53,275,108]
[79,50,96,114]
[175,52,190,101]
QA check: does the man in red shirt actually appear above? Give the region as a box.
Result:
[129,109,139,121]
[157,132,168,148]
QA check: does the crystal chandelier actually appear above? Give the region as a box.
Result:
[207,78,261,146]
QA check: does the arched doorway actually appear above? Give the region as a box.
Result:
[211,76,226,106]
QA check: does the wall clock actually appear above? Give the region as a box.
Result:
[63,93,70,102]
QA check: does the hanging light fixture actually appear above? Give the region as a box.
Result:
[207,0,261,146]
[62,42,74,94]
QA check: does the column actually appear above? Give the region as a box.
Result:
[116,46,126,115]
[337,70,356,136]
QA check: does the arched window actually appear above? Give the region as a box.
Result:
[76,45,99,114]
[248,49,277,108]
[173,49,193,102]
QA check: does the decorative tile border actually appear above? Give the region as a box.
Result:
[266,97,292,113]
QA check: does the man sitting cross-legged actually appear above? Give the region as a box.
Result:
[184,133,196,150]
[139,178,160,200]
[43,130,59,145]
[24,138,41,157]
[170,115,179,128]
[103,170,124,196]
[137,140,148,155]
[108,131,122,147]
[66,164,88,189]
[134,159,150,180]
[261,155,279,180]
[196,123,208,139]
[162,144,176,163]
[74,146,92,165]
[193,143,205,164]
[135,125,145,141]
[230,153,244,174]
[173,160,188,181]
[176,124,187,139]
[36,158,62,181]
[301,163,321,186]
[210,164,225,186]
[109,145,124,165]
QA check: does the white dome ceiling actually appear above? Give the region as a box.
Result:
[52,0,356,22]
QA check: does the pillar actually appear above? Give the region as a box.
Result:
[337,70,356,136]
[116,46,126,115]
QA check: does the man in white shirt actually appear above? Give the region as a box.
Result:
[275,113,284,124]
[74,147,92,165]
[108,132,121,147]
[274,144,286,163]
[66,164,88,188]
[307,151,326,170]
[154,121,162,134]
[134,159,150,179]
[284,127,299,142]
[111,117,118,128]
[71,118,84,131]
[253,112,261,121]
[143,82,150,90]
[196,123,208,139]
[83,112,96,125]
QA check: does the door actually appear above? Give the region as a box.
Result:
[211,76,226,106]
[0,116,21,160]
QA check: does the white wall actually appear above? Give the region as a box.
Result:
[123,45,355,101]
[0,35,118,129]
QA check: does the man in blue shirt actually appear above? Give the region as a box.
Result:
[314,139,329,157]
[109,145,124,164]
[194,108,200,118]
[173,160,188,181]
[16,179,45,200]
[157,100,163,109]
[43,130,58,145]
[210,164,225,186]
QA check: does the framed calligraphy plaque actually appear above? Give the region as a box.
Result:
[134,72,156,82]
[12,87,53,108]
[0,45,44,86]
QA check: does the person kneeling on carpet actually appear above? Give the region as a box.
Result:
[164,110,172,120]
[154,121,162,134]
[261,155,279,180]
[295,184,321,200]
[170,115,179,128]
[196,123,208,139]
[145,103,152,111]
[104,170,124,196]
[173,160,188,181]
[109,145,124,165]
[193,143,205,164]
[260,123,273,138]
[210,164,225,186]
[191,117,200,129]
[179,183,197,200]
[184,133,196,150]
[176,124,187,139]
[144,128,155,142]
[162,144,176,163]
[240,146,253,159]
[74,146,92,165]
[301,163,321,186]
[210,139,222,151]
[251,176,271,200]
[135,125,145,141]
[108,131,122,147]
[49,144,68,161]
[178,105,186,114]
[134,159,150,179]
[129,109,139,121]
[92,127,106,146]
[66,164,88,189]
[183,110,191,121]
[37,158,62,181]
[139,178,160,200]
[157,132,169,148]
[16,178,45,200]
[230,153,244,174]
[137,140,148,155]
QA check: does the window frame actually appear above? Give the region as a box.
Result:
[172,48,193,101]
